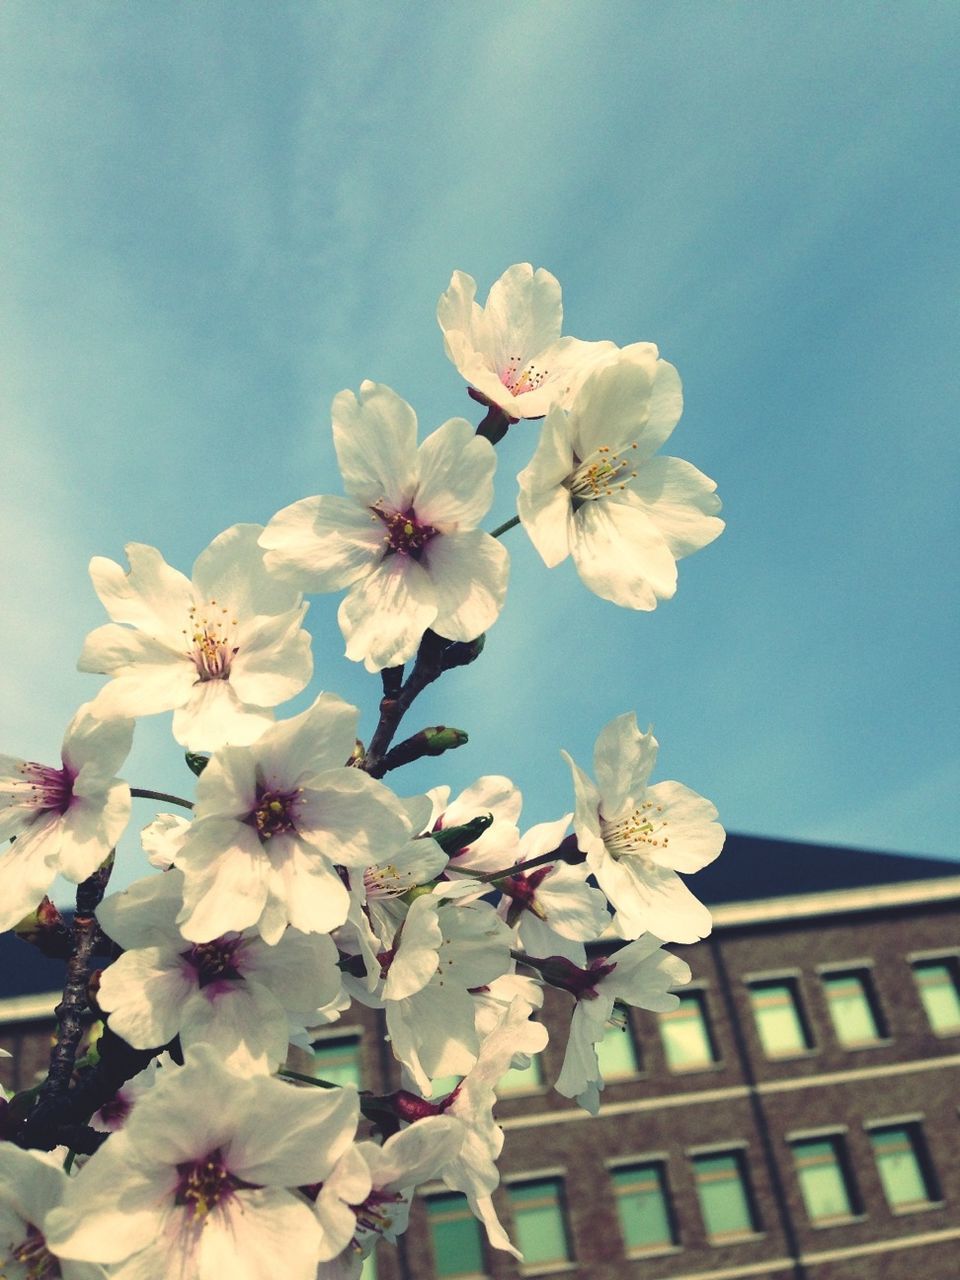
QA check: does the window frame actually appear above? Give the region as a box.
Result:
[423,1187,489,1279]
[658,987,720,1074]
[745,972,816,1060]
[865,1116,942,1215]
[909,952,960,1037]
[787,1128,862,1227]
[307,1027,365,1089]
[817,963,888,1049]
[607,1154,680,1258]
[688,1142,762,1244]
[504,1170,575,1274]
[595,1014,643,1081]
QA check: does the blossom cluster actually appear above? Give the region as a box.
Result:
[0,265,725,1279]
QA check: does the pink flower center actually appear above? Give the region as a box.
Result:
[185,600,239,682]
[372,505,438,559]
[13,761,75,816]
[249,784,301,842]
[182,934,246,989]
[175,1150,247,1221]
[500,354,548,396]
[10,1224,60,1279]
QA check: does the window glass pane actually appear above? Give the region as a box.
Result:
[692,1152,756,1240]
[748,981,810,1057]
[612,1163,675,1252]
[660,993,717,1071]
[310,1035,362,1088]
[913,960,960,1034]
[791,1138,855,1222]
[822,972,882,1046]
[870,1126,935,1209]
[498,1054,543,1094]
[360,1249,377,1279]
[427,1192,486,1277]
[430,1074,462,1098]
[596,1021,640,1079]
[508,1179,571,1265]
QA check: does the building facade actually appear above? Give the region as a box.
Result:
[3,835,960,1280]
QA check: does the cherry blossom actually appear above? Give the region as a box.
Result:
[78,523,313,750]
[0,1145,107,1280]
[45,1046,359,1280]
[552,936,690,1113]
[0,704,132,932]
[518,354,724,609]
[96,870,342,1071]
[174,693,427,945]
[258,381,509,671]
[564,712,724,943]
[437,264,614,419]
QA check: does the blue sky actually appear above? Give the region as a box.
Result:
[2,2,958,898]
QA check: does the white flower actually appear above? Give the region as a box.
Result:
[0,704,132,932]
[496,816,609,964]
[45,1046,359,1280]
[0,1145,106,1280]
[174,693,424,944]
[78,523,313,750]
[259,381,509,672]
[518,353,724,609]
[425,775,522,876]
[96,870,342,1072]
[437,264,614,420]
[554,936,690,1114]
[564,712,724,944]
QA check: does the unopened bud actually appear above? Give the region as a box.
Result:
[380,726,468,772]
[185,752,209,777]
[13,897,72,958]
[441,635,486,670]
[430,812,493,855]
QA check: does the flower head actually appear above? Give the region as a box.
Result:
[259,382,509,671]
[0,704,132,931]
[437,265,614,419]
[78,523,312,750]
[518,353,724,609]
[563,712,724,943]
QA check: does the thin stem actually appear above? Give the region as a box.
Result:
[489,514,521,539]
[362,630,449,777]
[130,787,194,811]
[278,1068,337,1089]
[475,844,583,884]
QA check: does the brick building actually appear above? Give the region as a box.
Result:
[3,834,960,1280]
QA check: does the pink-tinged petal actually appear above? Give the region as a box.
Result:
[570,355,683,462]
[625,456,724,558]
[88,545,194,644]
[195,1189,323,1280]
[599,858,713,944]
[253,692,360,784]
[477,263,563,369]
[517,482,574,568]
[560,749,604,862]
[56,781,130,881]
[179,981,290,1072]
[228,1077,358,1185]
[593,713,658,819]
[172,680,274,752]
[414,419,496,530]
[44,1133,173,1264]
[423,530,508,643]
[191,523,301,617]
[230,605,313,705]
[97,948,193,1049]
[332,382,420,510]
[260,495,384,592]
[176,819,271,942]
[62,704,134,781]
[571,499,678,609]
[0,821,59,930]
[85,662,197,719]
[338,557,437,671]
[643,780,725,873]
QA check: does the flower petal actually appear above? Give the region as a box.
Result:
[338,557,437,671]
[423,530,508,643]
[571,499,677,609]
[260,495,384,592]
[332,382,420,510]
[191,523,301,617]
[414,419,496,531]
[88,545,194,644]
[625,456,724,558]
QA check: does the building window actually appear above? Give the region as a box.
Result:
[912,958,960,1035]
[498,1053,543,1095]
[426,1191,487,1277]
[790,1136,859,1224]
[310,1033,362,1088]
[359,1249,377,1279]
[596,1019,641,1079]
[747,979,813,1058]
[507,1178,573,1267]
[868,1124,939,1212]
[691,1150,759,1242]
[659,991,718,1071]
[611,1161,677,1255]
[821,970,885,1047]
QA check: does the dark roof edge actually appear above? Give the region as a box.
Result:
[712,874,960,928]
